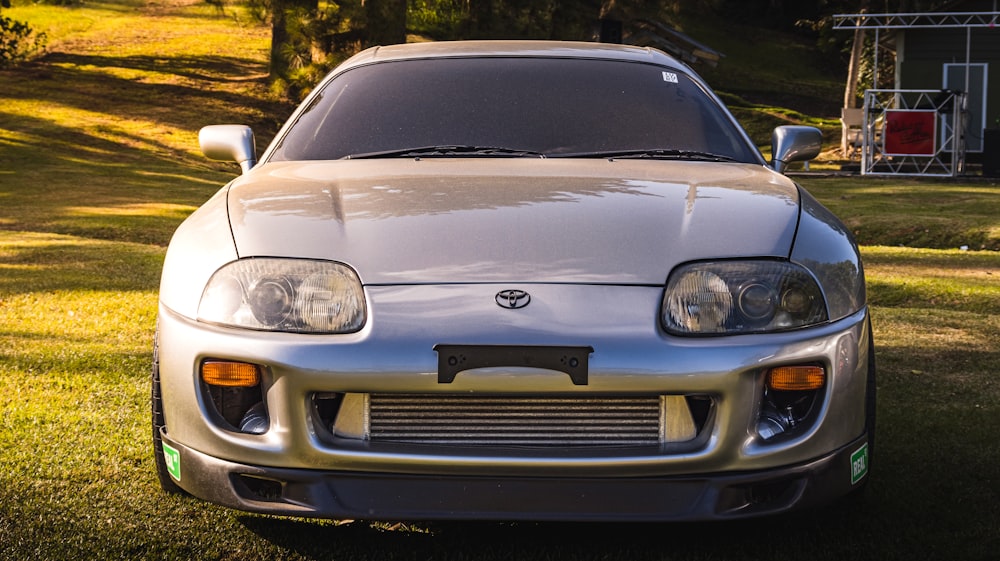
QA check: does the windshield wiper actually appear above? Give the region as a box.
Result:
[549,149,737,162]
[344,145,546,159]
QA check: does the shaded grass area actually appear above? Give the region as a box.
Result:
[679,13,844,146]
[800,177,1000,251]
[2,2,1000,560]
[860,246,1000,313]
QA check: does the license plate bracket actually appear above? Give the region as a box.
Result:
[433,344,593,385]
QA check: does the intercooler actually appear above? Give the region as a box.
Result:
[322,393,704,447]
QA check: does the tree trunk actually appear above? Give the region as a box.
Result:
[467,0,496,38]
[841,5,868,156]
[366,0,408,47]
[269,0,319,81]
[550,0,610,41]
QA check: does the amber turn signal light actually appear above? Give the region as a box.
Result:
[201,360,261,387]
[767,365,825,391]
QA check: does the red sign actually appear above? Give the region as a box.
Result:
[883,110,937,156]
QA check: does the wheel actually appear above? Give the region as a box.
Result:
[152,326,187,495]
[849,320,877,498]
[863,323,876,470]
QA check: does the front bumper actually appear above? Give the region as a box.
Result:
[161,430,869,521]
[156,283,872,519]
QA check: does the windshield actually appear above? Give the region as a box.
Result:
[269,57,759,163]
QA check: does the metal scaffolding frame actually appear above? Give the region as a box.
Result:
[832,11,1000,29]
[833,10,999,175]
[861,89,967,177]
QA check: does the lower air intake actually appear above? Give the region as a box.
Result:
[368,394,666,447]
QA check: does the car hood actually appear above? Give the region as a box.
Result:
[227,159,800,285]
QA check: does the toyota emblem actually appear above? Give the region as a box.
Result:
[495,289,530,309]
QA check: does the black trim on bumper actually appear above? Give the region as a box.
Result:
[159,431,869,521]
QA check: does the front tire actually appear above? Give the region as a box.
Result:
[849,319,877,498]
[152,326,186,495]
[863,323,876,472]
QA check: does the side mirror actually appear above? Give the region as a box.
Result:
[199,125,256,174]
[771,125,822,174]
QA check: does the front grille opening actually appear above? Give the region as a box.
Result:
[373,395,663,446]
[312,392,714,449]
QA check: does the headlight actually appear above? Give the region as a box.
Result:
[662,261,827,335]
[198,258,366,333]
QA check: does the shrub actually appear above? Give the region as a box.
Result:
[0,11,46,67]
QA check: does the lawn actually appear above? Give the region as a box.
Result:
[1,2,999,560]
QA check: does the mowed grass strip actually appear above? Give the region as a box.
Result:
[861,245,1000,312]
[802,177,1000,251]
[2,3,1000,560]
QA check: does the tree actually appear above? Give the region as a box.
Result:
[1,3,46,68]
[841,2,868,155]
[268,0,319,81]
[365,0,407,47]
[549,0,604,40]
[257,0,407,94]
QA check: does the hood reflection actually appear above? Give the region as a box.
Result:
[227,159,800,285]
[233,160,674,223]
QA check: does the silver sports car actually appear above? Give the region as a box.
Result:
[153,40,874,521]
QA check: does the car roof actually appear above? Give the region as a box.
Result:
[335,40,688,74]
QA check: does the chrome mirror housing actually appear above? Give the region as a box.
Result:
[199,125,256,174]
[771,125,822,174]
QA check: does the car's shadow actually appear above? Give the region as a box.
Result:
[237,498,871,560]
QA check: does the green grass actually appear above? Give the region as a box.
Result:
[803,178,1000,251]
[2,2,1000,560]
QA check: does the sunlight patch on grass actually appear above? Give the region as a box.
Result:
[1,99,200,161]
[863,245,999,278]
[9,1,268,61]
[134,169,228,186]
[801,178,1000,250]
[0,230,147,249]
[3,4,105,45]
[872,307,997,350]
[861,245,1000,314]
[0,289,157,358]
[0,290,154,489]
[50,61,152,83]
[989,223,1000,240]
[0,231,165,292]
[0,262,49,274]
[65,203,199,219]
[0,126,33,143]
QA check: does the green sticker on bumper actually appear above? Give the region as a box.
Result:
[850,443,869,485]
[162,442,181,482]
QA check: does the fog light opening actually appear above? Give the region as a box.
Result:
[239,402,269,435]
[757,407,793,440]
[201,360,267,434]
[757,365,825,441]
